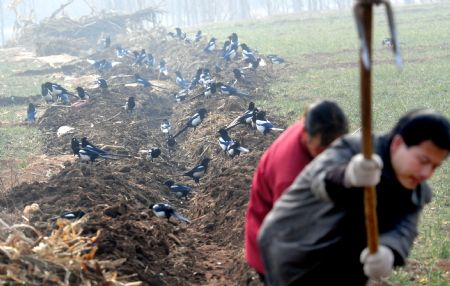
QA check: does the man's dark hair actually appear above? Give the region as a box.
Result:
[390,109,450,150]
[304,100,349,146]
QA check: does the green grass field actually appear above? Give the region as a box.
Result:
[200,3,450,285]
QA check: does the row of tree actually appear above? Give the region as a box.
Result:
[0,0,445,46]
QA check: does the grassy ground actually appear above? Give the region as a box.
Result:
[200,3,450,285]
[0,59,44,161]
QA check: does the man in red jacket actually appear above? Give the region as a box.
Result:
[245,100,348,282]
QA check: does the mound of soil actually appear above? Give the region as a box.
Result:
[0,32,288,285]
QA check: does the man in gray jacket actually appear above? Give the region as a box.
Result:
[258,109,450,286]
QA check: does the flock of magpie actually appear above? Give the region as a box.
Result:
[38,27,286,224]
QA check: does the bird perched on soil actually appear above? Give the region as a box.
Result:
[183,158,211,184]
[218,128,249,158]
[27,103,36,123]
[135,73,151,87]
[233,68,245,84]
[216,82,249,97]
[252,110,284,135]
[218,128,234,151]
[159,59,168,78]
[160,119,171,135]
[164,180,193,199]
[175,71,190,89]
[267,54,285,64]
[149,203,190,223]
[97,78,108,90]
[194,30,202,42]
[51,210,86,221]
[76,87,90,100]
[71,137,81,156]
[147,148,161,161]
[124,96,136,113]
[173,108,207,138]
[203,37,216,53]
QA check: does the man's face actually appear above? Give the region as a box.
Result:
[305,134,326,157]
[390,135,448,189]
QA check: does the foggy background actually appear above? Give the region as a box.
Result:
[0,0,447,46]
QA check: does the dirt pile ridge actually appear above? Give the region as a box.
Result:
[0,30,288,285]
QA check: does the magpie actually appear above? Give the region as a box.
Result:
[183,158,211,184]
[27,103,36,123]
[87,59,120,71]
[226,141,249,158]
[115,46,132,58]
[223,45,237,61]
[97,78,108,90]
[159,59,168,77]
[218,128,234,151]
[174,89,188,103]
[175,71,190,89]
[217,82,249,97]
[194,30,202,42]
[240,43,257,63]
[57,92,71,105]
[267,54,285,64]
[188,68,203,90]
[60,210,85,220]
[125,96,136,113]
[135,73,151,87]
[238,101,257,126]
[229,32,239,49]
[71,137,80,156]
[167,134,176,148]
[77,137,130,163]
[247,57,266,70]
[145,53,156,68]
[51,210,86,221]
[102,35,111,48]
[177,108,207,135]
[149,203,190,223]
[175,27,186,40]
[382,37,393,47]
[233,68,245,84]
[133,49,147,66]
[204,82,217,97]
[203,37,216,53]
[221,40,231,57]
[167,31,176,38]
[252,110,284,135]
[160,119,171,135]
[41,83,53,103]
[146,148,161,161]
[164,180,192,199]
[76,87,90,100]
[199,68,212,85]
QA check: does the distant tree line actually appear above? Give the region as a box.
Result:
[0,0,447,45]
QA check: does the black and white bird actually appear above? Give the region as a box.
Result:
[135,73,151,87]
[175,71,190,89]
[186,108,207,129]
[194,30,202,42]
[217,82,249,97]
[164,180,193,199]
[382,37,393,47]
[229,32,239,49]
[125,96,136,113]
[60,210,86,220]
[41,83,54,103]
[87,59,120,71]
[174,89,188,103]
[76,87,90,100]
[51,210,86,221]
[147,148,161,161]
[97,78,108,90]
[252,110,284,135]
[115,46,132,58]
[267,54,285,64]
[188,68,203,90]
[160,119,171,135]
[71,137,81,156]
[149,203,190,223]
[238,102,257,127]
[223,45,237,61]
[226,141,249,158]
[183,158,211,184]
[27,103,36,123]
[218,128,234,152]
[203,37,216,53]
[102,35,111,48]
[159,59,168,77]
[232,68,245,84]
